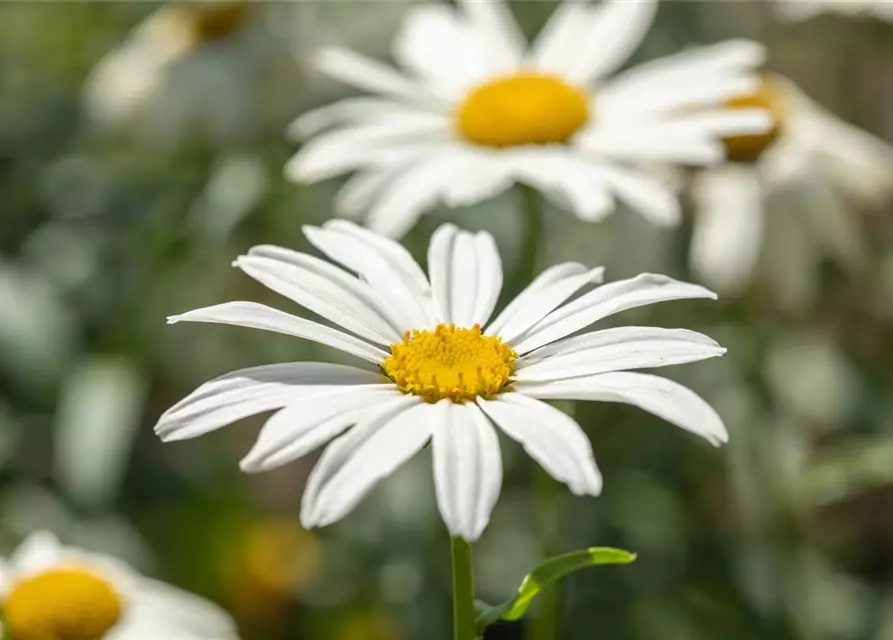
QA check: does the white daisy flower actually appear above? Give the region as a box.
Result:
[689,74,893,303]
[154,221,728,541]
[0,531,239,640]
[774,0,893,22]
[285,0,773,238]
[83,2,292,146]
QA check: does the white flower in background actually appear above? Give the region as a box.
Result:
[689,74,893,304]
[774,0,893,22]
[154,221,728,541]
[0,531,239,640]
[83,2,293,146]
[286,0,772,238]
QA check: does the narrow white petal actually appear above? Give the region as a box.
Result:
[512,274,717,355]
[10,531,63,574]
[303,224,435,329]
[440,147,515,208]
[690,165,765,294]
[300,397,433,528]
[316,46,445,108]
[478,394,602,496]
[492,267,605,343]
[154,363,387,442]
[235,251,401,344]
[530,2,591,73]
[333,167,403,220]
[591,162,681,227]
[428,223,459,322]
[580,125,726,166]
[485,262,600,337]
[168,302,388,364]
[432,401,503,541]
[449,232,480,328]
[458,0,525,73]
[470,232,503,327]
[515,327,726,381]
[128,579,238,638]
[240,388,407,473]
[566,0,658,84]
[287,97,419,140]
[515,372,728,446]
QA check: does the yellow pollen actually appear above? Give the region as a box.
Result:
[4,568,123,640]
[456,73,590,148]
[721,76,787,163]
[382,323,516,402]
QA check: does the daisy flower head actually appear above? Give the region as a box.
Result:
[154,221,728,541]
[285,0,774,238]
[0,531,239,640]
[688,74,893,303]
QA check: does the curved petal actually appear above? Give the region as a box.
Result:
[235,250,401,344]
[478,394,602,496]
[154,363,388,442]
[512,274,716,355]
[9,531,63,574]
[458,0,525,74]
[300,397,433,528]
[516,372,728,446]
[690,165,765,294]
[287,97,418,139]
[565,0,658,84]
[591,162,681,226]
[127,579,239,639]
[529,1,590,73]
[515,327,725,381]
[241,388,409,473]
[333,166,404,220]
[432,400,503,541]
[168,302,388,364]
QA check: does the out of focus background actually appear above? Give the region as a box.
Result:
[3,2,893,639]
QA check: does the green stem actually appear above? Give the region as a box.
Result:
[451,537,478,640]
[518,183,546,286]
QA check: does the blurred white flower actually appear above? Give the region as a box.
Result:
[774,0,893,22]
[154,220,727,541]
[83,2,294,147]
[0,531,239,640]
[689,74,893,304]
[287,0,771,238]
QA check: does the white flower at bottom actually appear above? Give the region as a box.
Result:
[286,0,771,237]
[155,221,728,541]
[689,74,893,304]
[0,531,239,640]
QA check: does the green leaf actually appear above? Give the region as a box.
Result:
[475,547,636,631]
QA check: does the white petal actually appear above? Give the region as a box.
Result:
[333,167,403,220]
[441,147,515,208]
[590,162,681,226]
[235,250,401,344]
[470,232,503,328]
[565,0,658,84]
[285,118,449,183]
[428,223,459,322]
[490,267,605,343]
[690,165,765,294]
[303,224,436,329]
[515,372,728,446]
[300,398,433,528]
[316,46,445,108]
[529,1,591,74]
[392,4,491,100]
[432,400,503,541]
[287,97,419,139]
[580,125,726,166]
[512,274,717,355]
[154,363,387,442]
[478,394,602,496]
[457,0,525,74]
[128,579,238,639]
[485,262,601,336]
[515,327,726,381]
[240,388,408,473]
[168,302,388,364]
[10,531,63,574]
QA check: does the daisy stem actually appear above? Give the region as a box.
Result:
[451,537,478,640]
[518,183,546,284]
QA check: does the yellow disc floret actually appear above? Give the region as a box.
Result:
[456,73,590,148]
[383,324,516,402]
[721,76,786,163]
[4,568,123,640]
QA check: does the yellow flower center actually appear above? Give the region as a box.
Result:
[721,77,787,163]
[382,324,516,402]
[456,73,591,148]
[4,568,123,640]
[182,1,253,46]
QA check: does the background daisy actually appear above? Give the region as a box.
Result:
[154,221,727,542]
[0,531,239,640]
[287,0,772,237]
[688,74,893,307]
